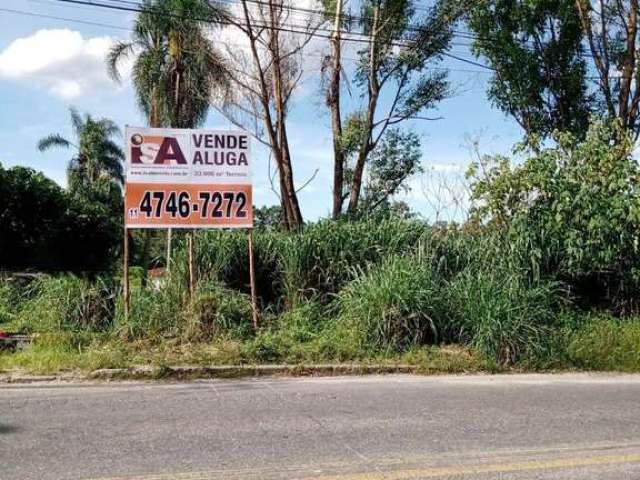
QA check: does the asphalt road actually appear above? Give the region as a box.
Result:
[2,374,640,480]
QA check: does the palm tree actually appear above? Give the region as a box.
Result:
[107,0,228,129]
[107,0,229,279]
[38,108,124,194]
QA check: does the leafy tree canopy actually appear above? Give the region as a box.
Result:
[253,205,284,231]
[469,0,591,140]
[107,0,228,129]
[361,128,423,214]
[38,108,124,197]
[0,164,120,272]
[339,114,423,218]
[467,119,640,311]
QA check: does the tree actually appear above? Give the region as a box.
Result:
[360,129,423,215]
[320,0,348,219]
[108,0,228,128]
[338,117,423,217]
[471,0,640,141]
[344,0,463,216]
[215,0,321,230]
[575,0,640,139]
[108,0,164,128]
[253,205,283,230]
[0,164,119,272]
[38,107,124,199]
[467,120,640,312]
[469,0,591,141]
[164,0,229,128]
[108,0,229,275]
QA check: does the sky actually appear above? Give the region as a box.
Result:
[0,0,524,222]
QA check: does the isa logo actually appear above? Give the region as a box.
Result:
[129,133,187,165]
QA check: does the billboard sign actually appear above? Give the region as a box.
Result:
[124,127,252,228]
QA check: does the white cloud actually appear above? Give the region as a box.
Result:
[0,29,127,99]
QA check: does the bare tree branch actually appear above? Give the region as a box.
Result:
[295,168,320,193]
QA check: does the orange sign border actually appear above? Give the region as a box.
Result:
[124,183,253,229]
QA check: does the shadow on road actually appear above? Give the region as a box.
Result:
[0,423,20,435]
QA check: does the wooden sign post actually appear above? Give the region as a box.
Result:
[123,226,130,319]
[248,229,259,329]
[188,232,195,296]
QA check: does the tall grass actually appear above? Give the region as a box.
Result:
[116,280,183,339]
[184,282,253,340]
[5,220,639,372]
[275,219,431,307]
[427,228,540,282]
[187,219,431,309]
[0,280,21,326]
[244,300,326,362]
[332,256,448,355]
[566,315,640,371]
[14,276,117,333]
[447,267,564,366]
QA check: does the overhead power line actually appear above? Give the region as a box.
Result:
[51,0,471,49]
[10,0,616,81]
[93,0,475,45]
[30,0,601,65]
[21,0,592,73]
[101,0,454,27]
[83,0,599,58]
[0,5,131,30]
[0,4,493,75]
[2,0,620,86]
[45,0,496,71]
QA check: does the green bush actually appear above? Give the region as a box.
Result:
[0,164,120,272]
[277,300,326,342]
[448,269,563,366]
[185,282,254,340]
[566,315,640,371]
[332,256,447,355]
[15,276,117,333]
[0,280,22,326]
[118,274,254,341]
[116,281,183,339]
[244,300,326,362]
[468,120,640,312]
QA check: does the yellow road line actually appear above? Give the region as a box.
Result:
[304,453,640,480]
[87,453,640,480]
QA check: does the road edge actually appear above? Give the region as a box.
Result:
[0,363,431,383]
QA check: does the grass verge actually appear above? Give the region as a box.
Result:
[0,333,492,376]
